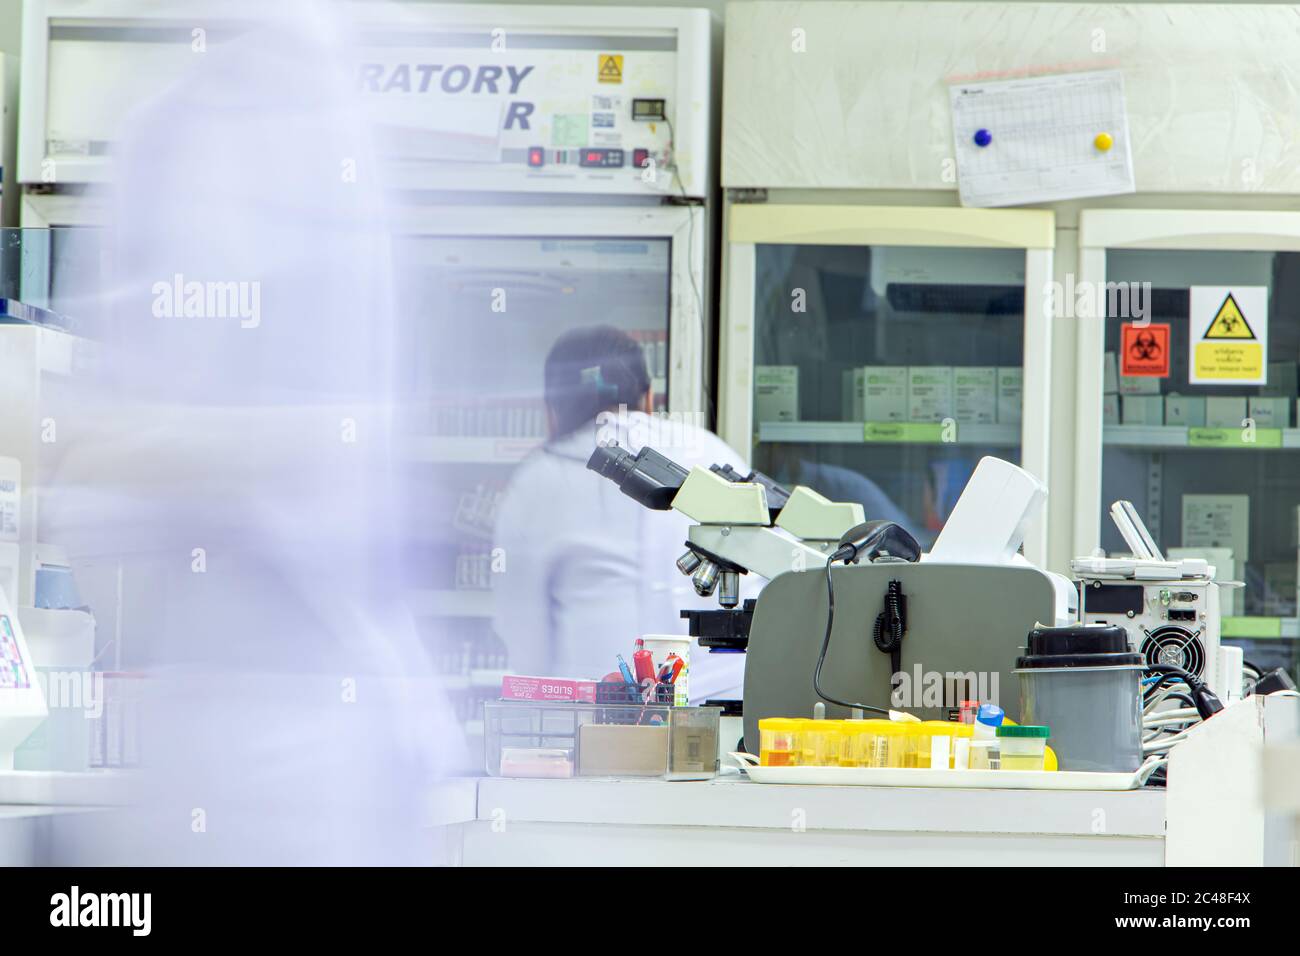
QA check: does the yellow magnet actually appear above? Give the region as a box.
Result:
[1094,132,1114,152]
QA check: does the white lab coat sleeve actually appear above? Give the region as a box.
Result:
[491,466,553,677]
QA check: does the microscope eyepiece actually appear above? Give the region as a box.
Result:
[587,444,637,484]
[585,444,690,511]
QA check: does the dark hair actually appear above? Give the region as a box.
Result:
[543,325,651,438]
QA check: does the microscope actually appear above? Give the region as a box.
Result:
[586,444,917,649]
[590,445,1076,749]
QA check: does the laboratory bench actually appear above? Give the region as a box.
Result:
[433,696,1298,867]
[438,774,1168,866]
[0,771,131,865]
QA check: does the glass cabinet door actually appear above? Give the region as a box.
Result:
[392,225,678,760]
[745,241,1036,551]
[397,233,673,445]
[1093,245,1300,674]
[724,206,1054,562]
[1077,210,1300,677]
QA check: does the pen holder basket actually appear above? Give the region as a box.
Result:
[595,680,676,710]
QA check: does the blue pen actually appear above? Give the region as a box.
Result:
[616,654,637,686]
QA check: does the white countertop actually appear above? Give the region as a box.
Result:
[472,773,1167,837]
[453,773,1168,865]
[0,770,130,807]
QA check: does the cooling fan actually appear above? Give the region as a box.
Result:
[1140,624,1208,685]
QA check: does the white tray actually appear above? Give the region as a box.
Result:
[729,753,1144,791]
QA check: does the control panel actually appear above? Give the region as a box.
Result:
[358,41,685,194]
[21,5,710,198]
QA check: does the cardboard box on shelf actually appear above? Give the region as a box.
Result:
[1103,393,1120,425]
[1205,396,1247,430]
[841,368,865,420]
[755,366,799,423]
[1263,361,1298,398]
[863,366,908,422]
[1119,374,1160,395]
[954,367,997,425]
[1165,394,1206,427]
[1121,395,1164,426]
[1248,396,1290,428]
[908,366,954,423]
[1262,561,1298,617]
[1182,494,1249,567]
[997,367,1023,425]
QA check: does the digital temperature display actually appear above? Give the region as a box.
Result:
[632,98,666,121]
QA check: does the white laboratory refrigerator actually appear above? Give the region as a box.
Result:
[18,1,716,755]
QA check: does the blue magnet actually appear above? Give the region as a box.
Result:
[973,128,992,148]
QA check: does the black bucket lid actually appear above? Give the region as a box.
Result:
[1016,623,1143,669]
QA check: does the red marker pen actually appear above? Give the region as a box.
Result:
[633,649,656,684]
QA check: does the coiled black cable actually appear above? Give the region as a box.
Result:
[873,579,907,681]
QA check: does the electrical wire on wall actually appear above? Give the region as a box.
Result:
[662,115,711,422]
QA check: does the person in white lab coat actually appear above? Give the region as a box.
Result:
[493,326,754,701]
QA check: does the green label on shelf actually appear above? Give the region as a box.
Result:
[1187,427,1282,449]
[1222,616,1283,639]
[863,421,948,443]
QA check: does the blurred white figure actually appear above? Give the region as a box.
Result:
[493,326,755,702]
[42,2,456,863]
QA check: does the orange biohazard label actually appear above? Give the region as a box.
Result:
[1120,323,1170,377]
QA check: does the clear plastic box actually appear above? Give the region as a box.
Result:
[484,700,721,780]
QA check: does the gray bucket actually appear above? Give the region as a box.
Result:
[1015,624,1143,773]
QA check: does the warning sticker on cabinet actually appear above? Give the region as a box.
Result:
[1189,286,1268,385]
[597,54,623,84]
[1120,322,1170,377]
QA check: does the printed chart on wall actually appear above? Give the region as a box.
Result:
[1188,286,1268,386]
[948,70,1135,207]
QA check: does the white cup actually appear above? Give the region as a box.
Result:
[640,634,691,705]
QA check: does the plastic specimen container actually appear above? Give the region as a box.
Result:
[996,724,1051,770]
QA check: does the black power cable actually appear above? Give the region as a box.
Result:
[812,559,892,716]
[1145,662,1224,720]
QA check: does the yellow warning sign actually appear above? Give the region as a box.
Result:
[598,54,623,84]
[1202,293,1256,339]
[1189,286,1267,385]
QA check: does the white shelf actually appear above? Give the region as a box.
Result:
[403,435,542,465]
[757,421,1020,447]
[408,588,494,618]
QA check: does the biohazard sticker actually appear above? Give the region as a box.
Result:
[597,54,623,84]
[1189,286,1268,385]
[1120,323,1170,377]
